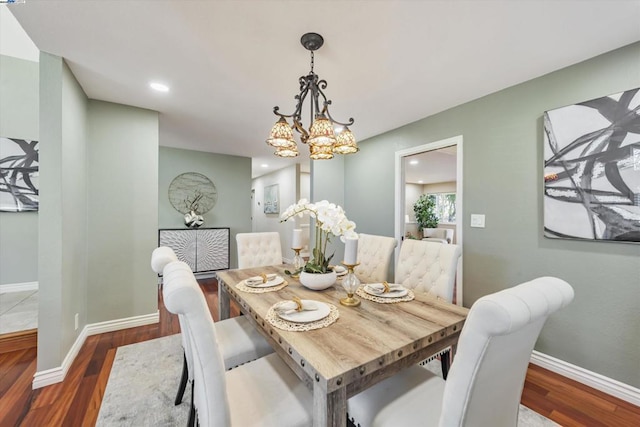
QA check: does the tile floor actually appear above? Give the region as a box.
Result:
[0,290,38,334]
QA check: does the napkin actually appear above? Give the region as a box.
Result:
[276,297,318,315]
[366,282,405,295]
[245,273,277,286]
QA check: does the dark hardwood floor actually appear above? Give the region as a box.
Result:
[1,278,638,426]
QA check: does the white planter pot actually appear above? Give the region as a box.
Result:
[423,228,438,238]
[299,271,337,291]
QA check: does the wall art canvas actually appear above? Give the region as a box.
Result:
[263,184,279,214]
[0,137,39,212]
[543,88,639,243]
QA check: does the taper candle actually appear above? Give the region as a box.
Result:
[344,236,358,265]
[292,228,302,249]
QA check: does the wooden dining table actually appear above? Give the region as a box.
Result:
[217,265,468,427]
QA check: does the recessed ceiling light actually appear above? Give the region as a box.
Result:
[418,180,424,184]
[261,164,269,168]
[149,82,169,92]
[409,159,419,165]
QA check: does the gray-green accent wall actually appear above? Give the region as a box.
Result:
[38,53,159,372]
[39,53,88,370]
[0,55,39,286]
[326,42,640,387]
[87,101,159,323]
[159,147,251,269]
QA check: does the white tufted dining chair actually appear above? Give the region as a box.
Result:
[163,266,313,427]
[152,248,273,416]
[395,239,462,377]
[347,276,575,427]
[236,232,283,268]
[354,233,398,283]
[395,239,461,301]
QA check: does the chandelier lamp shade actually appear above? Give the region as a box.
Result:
[266,32,358,160]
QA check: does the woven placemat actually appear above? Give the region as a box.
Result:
[236,279,288,293]
[356,286,415,303]
[266,301,339,331]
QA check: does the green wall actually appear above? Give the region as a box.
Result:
[87,101,158,323]
[159,146,251,269]
[0,55,39,286]
[335,42,640,387]
[38,53,88,370]
[38,53,159,371]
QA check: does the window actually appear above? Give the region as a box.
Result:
[429,192,456,224]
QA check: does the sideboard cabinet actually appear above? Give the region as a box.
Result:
[159,227,230,273]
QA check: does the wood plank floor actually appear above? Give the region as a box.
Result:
[1,278,638,426]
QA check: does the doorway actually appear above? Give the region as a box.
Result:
[394,135,463,304]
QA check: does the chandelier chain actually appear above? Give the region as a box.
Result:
[310,51,314,73]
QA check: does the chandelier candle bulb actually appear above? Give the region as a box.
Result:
[344,237,358,265]
[292,228,302,249]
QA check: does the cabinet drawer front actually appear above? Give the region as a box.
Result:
[196,229,230,271]
[159,229,197,271]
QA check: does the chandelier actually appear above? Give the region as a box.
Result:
[266,32,358,160]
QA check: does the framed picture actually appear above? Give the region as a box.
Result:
[543,88,639,243]
[264,184,279,214]
[0,137,39,212]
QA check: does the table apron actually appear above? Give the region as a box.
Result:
[345,333,461,399]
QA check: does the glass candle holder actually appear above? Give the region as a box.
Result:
[292,248,304,277]
[340,262,360,307]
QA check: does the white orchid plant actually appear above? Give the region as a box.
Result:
[281,199,357,274]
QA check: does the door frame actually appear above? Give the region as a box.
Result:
[394,135,464,305]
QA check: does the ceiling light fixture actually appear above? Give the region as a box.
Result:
[266,32,358,160]
[149,82,169,92]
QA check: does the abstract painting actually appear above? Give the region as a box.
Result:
[264,184,279,214]
[543,88,639,243]
[0,137,39,212]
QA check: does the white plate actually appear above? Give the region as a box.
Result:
[277,300,331,323]
[364,284,408,298]
[332,266,348,276]
[245,276,284,288]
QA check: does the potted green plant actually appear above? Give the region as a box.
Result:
[413,194,439,237]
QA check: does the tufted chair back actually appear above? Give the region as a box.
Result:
[440,277,574,426]
[161,261,196,386]
[355,234,397,283]
[236,232,283,269]
[163,262,232,427]
[151,246,178,274]
[395,239,461,301]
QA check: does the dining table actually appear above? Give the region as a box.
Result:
[217,264,468,427]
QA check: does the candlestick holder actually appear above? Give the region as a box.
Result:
[340,262,361,307]
[291,247,304,278]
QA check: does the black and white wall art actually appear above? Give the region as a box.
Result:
[0,137,39,212]
[543,88,640,243]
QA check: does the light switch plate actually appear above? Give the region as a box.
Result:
[470,214,486,228]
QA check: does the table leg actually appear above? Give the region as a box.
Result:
[313,382,346,427]
[218,280,230,320]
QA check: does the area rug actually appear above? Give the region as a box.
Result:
[96,334,189,426]
[98,335,557,426]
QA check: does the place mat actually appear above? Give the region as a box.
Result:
[266,301,340,331]
[236,279,289,293]
[356,286,415,303]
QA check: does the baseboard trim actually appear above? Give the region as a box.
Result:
[531,350,640,406]
[32,311,159,389]
[85,311,159,336]
[0,281,38,293]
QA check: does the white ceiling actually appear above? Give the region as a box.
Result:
[405,146,457,184]
[7,1,640,178]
